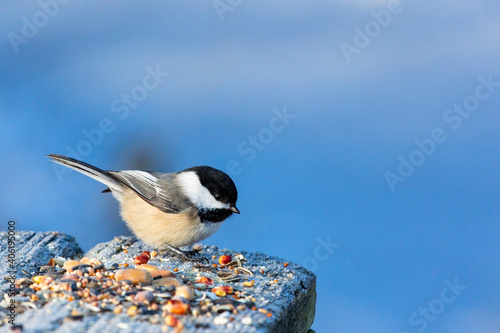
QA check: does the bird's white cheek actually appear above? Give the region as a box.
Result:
[177,172,229,209]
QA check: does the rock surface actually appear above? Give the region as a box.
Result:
[0,231,83,290]
[0,232,316,332]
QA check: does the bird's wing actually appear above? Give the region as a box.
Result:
[108,170,184,214]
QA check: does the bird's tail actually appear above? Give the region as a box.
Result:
[48,154,124,195]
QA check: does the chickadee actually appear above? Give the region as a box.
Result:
[48,154,239,260]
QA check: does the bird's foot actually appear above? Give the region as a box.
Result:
[178,249,209,265]
[162,244,209,265]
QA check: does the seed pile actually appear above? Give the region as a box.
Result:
[2,242,295,332]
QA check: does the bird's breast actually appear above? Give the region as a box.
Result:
[118,189,223,248]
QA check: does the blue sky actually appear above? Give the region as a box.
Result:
[1,1,500,332]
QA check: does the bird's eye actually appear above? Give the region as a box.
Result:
[214,194,221,200]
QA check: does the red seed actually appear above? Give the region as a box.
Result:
[212,286,234,295]
[165,314,179,327]
[195,276,214,287]
[219,255,232,265]
[166,299,190,315]
[133,251,151,265]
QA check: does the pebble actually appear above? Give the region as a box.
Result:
[153,277,183,288]
[63,260,81,272]
[114,268,153,285]
[135,290,154,303]
[80,257,103,266]
[241,316,253,325]
[135,264,158,272]
[174,286,194,300]
[150,269,175,279]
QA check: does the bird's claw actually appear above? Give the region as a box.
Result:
[178,249,209,265]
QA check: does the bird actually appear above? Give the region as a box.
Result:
[48,154,239,261]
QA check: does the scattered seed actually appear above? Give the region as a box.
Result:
[212,286,233,295]
[214,290,226,297]
[164,314,179,327]
[195,276,214,287]
[127,305,138,316]
[219,255,232,265]
[166,299,190,315]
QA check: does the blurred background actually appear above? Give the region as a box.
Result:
[1,1,500,332]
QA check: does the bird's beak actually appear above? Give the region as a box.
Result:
[230,206,240,214]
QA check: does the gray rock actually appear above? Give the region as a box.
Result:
[0,232,316,333]
[0,231,83,291]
